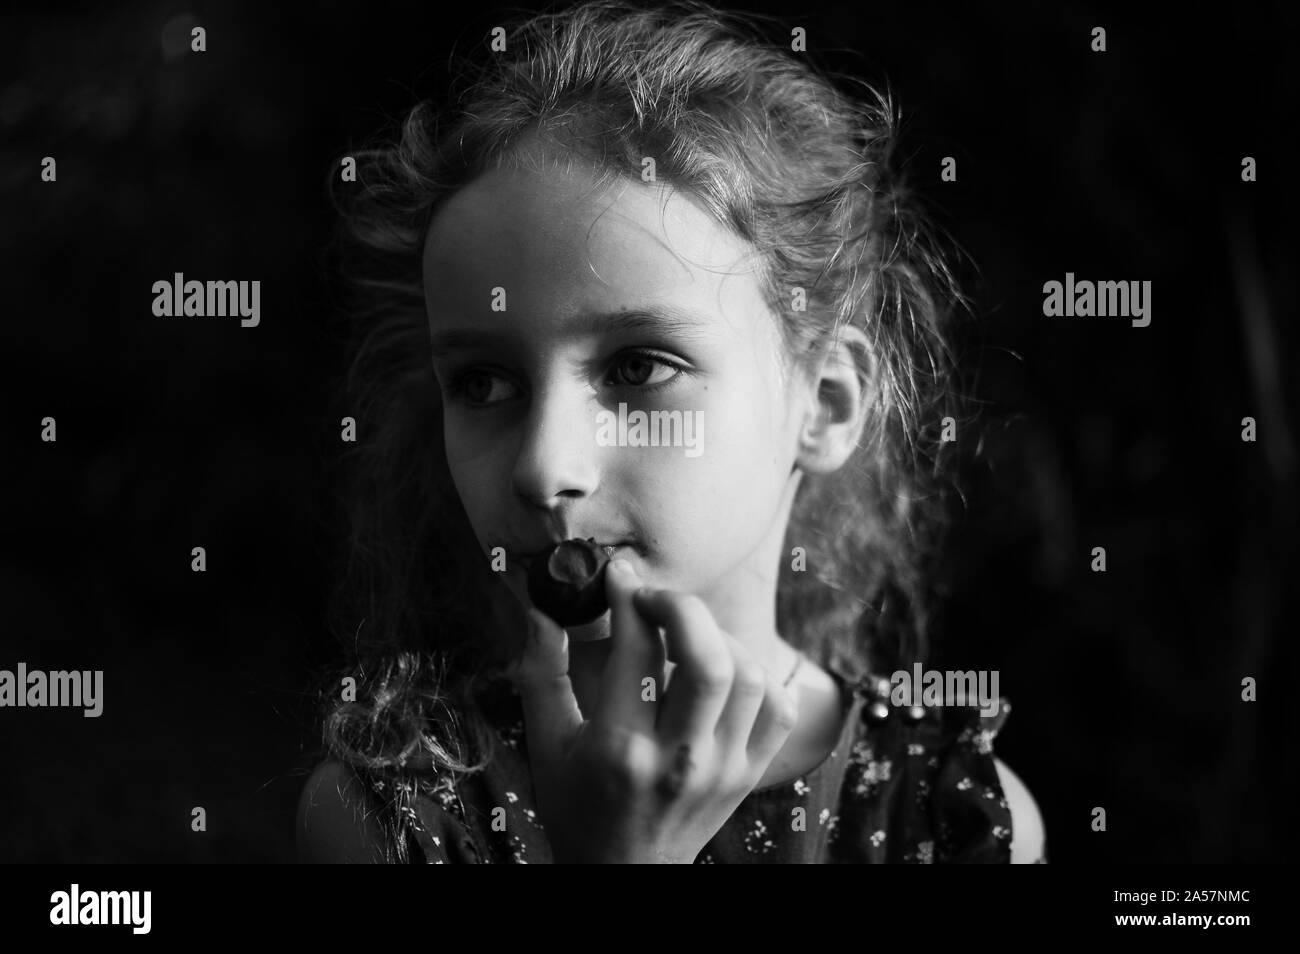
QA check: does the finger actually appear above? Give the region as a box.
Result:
[593,559,664,735]
[746,678,800,768]
[509,607,584,769]
[630,589,732,746]
[712,632,769,758]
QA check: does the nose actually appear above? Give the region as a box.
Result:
[511,377,601,506]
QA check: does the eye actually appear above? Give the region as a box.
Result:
[441,350,692,409]
[607,351,689,391]
[441,369,520,407]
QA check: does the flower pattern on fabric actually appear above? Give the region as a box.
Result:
[370,659,1021,864]
[846,738,893,799]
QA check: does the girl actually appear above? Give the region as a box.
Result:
[298,0,1045,863]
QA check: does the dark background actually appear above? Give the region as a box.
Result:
[1,0,1294,863]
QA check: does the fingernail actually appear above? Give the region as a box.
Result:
[610,558,634,576]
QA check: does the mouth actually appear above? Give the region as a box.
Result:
[515,541,631,569]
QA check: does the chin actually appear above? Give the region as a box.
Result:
[563,611,612,643]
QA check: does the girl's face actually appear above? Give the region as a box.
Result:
[422,156,812,640]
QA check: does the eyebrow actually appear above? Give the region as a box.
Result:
[428,305,711,358]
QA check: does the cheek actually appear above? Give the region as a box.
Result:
[442,428,499,528]
[443,414,511,475]
[696,385,789,517]
[637,397,785,540]
[697,381,786,475]
[442,414,491,466]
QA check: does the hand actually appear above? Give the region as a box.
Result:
[508,560,800,863]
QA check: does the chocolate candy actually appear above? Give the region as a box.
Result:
[526,537,611,626]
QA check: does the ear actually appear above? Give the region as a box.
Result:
[794,324,874,476]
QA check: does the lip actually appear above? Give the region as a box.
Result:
[514,541,631,569]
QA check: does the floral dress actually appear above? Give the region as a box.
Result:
[367,656,1017,863]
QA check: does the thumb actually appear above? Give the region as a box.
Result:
[510,607,583,768]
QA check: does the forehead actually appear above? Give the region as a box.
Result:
[421,160,767,318]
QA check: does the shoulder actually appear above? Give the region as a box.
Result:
[993,757,1046,864]
[295,759,391,864]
